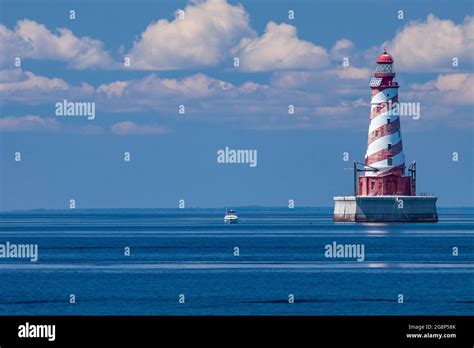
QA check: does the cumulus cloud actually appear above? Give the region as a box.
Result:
[313,105,353,117]
[126,0,254,70]
[0,115,60,132]
[111,121,169,135]
[94,70,367,130]
[330,39,354,60]
[0,19,114,69]
[407,73,474,105]
[94,72,320,128]
[0,114,107,134]
[97,73,236,108]
[0,69,93,104]
[233,21,330,72]
[334,66,372,80]
[270,67,371,92]
[0,69,68,92]
[95,73,283,118]
[383,14,474,71]
[151,73,234,97]
[97,72,302,109]
[97,81,128,97]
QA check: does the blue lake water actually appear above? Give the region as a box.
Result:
[0,207,472,315]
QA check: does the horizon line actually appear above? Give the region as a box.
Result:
[1,206,473,213]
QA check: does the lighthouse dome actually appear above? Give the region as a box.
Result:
[376,50,394,64]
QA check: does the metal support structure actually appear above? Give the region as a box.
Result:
[353,161,379,196]
[408,161,417,195]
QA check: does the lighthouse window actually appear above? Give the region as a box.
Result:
[388,143,392,150]
[371,182,375,190]
[375,130,379,138]
[376,64,392,73]
[369,77,382,87]
[387,118,391,125]
[387,157,393,166]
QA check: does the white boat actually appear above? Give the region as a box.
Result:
[224,210,239,224]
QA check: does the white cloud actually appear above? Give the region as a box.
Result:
[111,121,169,135]
[157,73,234,97]
[233,21,330,72]
[97,81,128,98]
[97,73,236,103]
[435,73,473,92]
[0,19,114,69]
[270,67,371,92]
[407,73,474,105]
[394,73,474,129]
[126,0,254,70]
[0,115,60,132]
[0,69,93,104]
[313,105,351,116]
[0,69,68,92]
[312,98,367,116]
[94,70,366,130]
[330,39,354,60]
[384,14,474,71]
[333,66,371,80]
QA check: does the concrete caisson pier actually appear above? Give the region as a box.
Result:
[334,196,438,222]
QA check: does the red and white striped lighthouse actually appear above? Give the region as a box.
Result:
[334,50,437,222]
[358,50,413,196]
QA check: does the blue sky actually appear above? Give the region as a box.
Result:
[0,0,473,210]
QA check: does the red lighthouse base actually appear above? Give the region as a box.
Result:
[358,174,413,196]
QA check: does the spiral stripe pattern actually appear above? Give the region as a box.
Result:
[364,82,405,176]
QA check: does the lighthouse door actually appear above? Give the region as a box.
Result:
[386,180,397,195]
